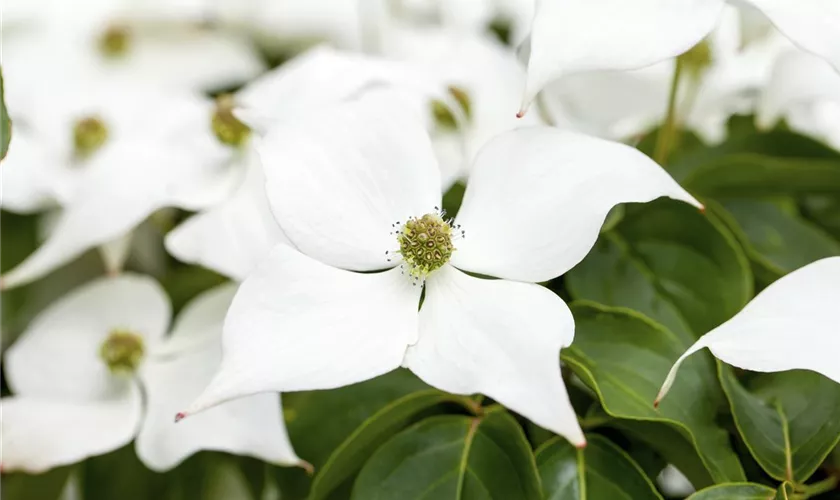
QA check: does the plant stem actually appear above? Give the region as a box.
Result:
[799,475,839,499]
[653,58,684,166]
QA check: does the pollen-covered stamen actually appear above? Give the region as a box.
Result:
[73,116,109,158]
[393,209,462,280]
[99,25,131,58]
[430,85,472,131]
[99,329,145,373]
[211,94,251,148]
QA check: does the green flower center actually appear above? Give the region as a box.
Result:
[430,86,472,131]
[393,212,461,279]
[678,40,712,78]
[73,116,109,158]
[100,329,145,373]
[99,25,131,58]
[211,94,251,147]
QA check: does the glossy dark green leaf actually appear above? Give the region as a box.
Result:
[1,66,10,160]
[536,434,662,500]
[351,407,541,500]
[562,303,745,486]
[718,366,840,483]
[566,199,751,343]
[608,420,714,488]
[713,199,840,279]
[285,370,429,470]
[686,483,775,500]
[1,467,73,500]
[310,389,476,500]
[802,195,840,241]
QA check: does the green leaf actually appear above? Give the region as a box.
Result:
[1,66,11,160]
[718,366,840,483]
[562,303,745,487]
[712,198,840,279]
[0,467,73,500]
[681,154,840,197]
[535,434,662,500]
[566,199,751,344]
[351,407,541,500]
[686,483,775,500]
[310,390,476,500]
[607,420,715,488]
[285,370,430,470]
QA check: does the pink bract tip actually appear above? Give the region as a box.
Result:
[174,412,187,423]
[515,110,526,119]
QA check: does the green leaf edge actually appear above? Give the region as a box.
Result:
[685,482,775,500]
[562,300,746,483]
[716,362,840,484]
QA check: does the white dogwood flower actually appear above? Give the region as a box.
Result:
[1,275,301,473]
[0,82,238,289]
[521,0,840,115]
[656,256,840,405]
[178,91,701,447]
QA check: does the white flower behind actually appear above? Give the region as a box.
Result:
[179,91,701,448]
[521,0,840,115]
[0,83,239,289]
[656,256,840,405]
[1,275,301,473]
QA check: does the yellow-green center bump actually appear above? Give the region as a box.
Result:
[99,25,131,58]
[397,213,454,278]
[430,86,472,131]
[73,116,109,158]
[100,329,145,373]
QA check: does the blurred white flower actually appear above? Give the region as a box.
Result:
[165,45,450,280]
[2,0,264,93]
[0,82,239,289]
[757,49,840,151]
[381,25,541,188]
[177,91,701,448]
[521,0,840,114]
[1,275,301,473]
[656,256,840,405]
[657,465,696,497]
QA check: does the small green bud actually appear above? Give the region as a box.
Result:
[99,25,131,58]
[397,213,456,278]
[430,86,472,131]
[211,94,251,147]
[100,329,145,373]
[678,40,712,78]
[73,116,109,158]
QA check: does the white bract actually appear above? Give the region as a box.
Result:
[0,82,238,289]
[179,91,701,447]
[539,7,791,144]
[1,275,300,473]
[521,0,840,114]
[165,46,451,279]
[656,256,840,405]
[2,0,263,93]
